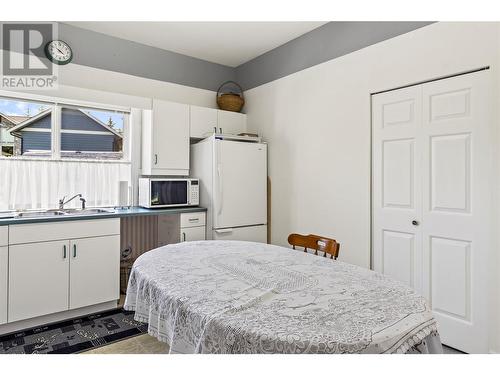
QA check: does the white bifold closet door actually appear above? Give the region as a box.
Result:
[372,70,492,354]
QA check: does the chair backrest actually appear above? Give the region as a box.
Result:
[287,233,340,260]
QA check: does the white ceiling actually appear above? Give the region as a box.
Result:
[64,22,326,67]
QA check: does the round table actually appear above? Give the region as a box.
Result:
[124,241,441,354]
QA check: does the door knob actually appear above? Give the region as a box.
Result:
[412,220,419,226]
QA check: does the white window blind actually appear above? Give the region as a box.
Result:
[0,158,131,211]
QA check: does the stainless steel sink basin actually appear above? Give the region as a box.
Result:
[15,208,114,218]
[17,210,66,218]
[61,208,114,215]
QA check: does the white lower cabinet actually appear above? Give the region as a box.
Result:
[5,219,120,324]
[69,235,120,310]
[0,246,8,325]
[180,212,206,242]
[180,226,206,242]
[9,240,69,323]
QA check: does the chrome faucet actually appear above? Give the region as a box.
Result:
[59,194,86,210]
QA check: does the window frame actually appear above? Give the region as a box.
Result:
[0,91,131,163]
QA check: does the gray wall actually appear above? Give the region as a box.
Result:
[58,23,236,92]
[56,22,433,92]
[235,22,433,90]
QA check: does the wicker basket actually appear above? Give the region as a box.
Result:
[216,81,245,112]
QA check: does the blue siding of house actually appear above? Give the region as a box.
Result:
[21,131,51,152]
[61,133,116,151]
[18,109,121,154]
[61,109,110,131]
[29,114,52,129]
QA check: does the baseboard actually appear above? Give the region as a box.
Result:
[0,301,118,336]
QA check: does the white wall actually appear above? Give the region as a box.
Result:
[57,63,218,108]
[244,22,500,352]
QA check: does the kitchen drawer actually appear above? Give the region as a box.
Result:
[0,226,7,247]
[180,212,206,228]
[9,219,120,245]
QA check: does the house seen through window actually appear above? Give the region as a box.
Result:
[60,107,124,159]
[0,98,51,157]
[0,97,126,160]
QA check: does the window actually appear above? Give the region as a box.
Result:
[0,96,129,161]
[0,94,132,211]
[0,97,52,157]
[60,107,125,160]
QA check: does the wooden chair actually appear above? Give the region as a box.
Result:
[287,233,340,260]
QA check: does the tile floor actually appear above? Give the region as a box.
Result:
[84,334,169,354]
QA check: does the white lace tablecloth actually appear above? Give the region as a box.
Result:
[124,241,442,354]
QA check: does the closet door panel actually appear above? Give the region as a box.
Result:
[421,71,491,353]
[372,85,422,291]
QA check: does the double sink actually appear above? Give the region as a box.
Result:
[13,208,114,219]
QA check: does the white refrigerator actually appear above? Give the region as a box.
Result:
[190,136,267,242]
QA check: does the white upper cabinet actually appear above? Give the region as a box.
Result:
[142,99,190,176]
[190,106,247,138]
[217,110,247,135]
[190,106,218,138]
[142,99,247,176]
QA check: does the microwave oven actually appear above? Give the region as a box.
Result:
[138,178,199,208]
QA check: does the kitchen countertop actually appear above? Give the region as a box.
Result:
[0,206,207,226]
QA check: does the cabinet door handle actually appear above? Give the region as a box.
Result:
[182,232,186,242]
[63,245,67,259]
[219,127,222,134]
[214,126,217,134]
[73,244,77,258]
[154,154,158,165]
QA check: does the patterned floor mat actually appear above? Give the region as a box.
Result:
[0,308,147,354]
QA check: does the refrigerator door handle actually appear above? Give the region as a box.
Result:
[215,228,233,234]
[217,163,223,215]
